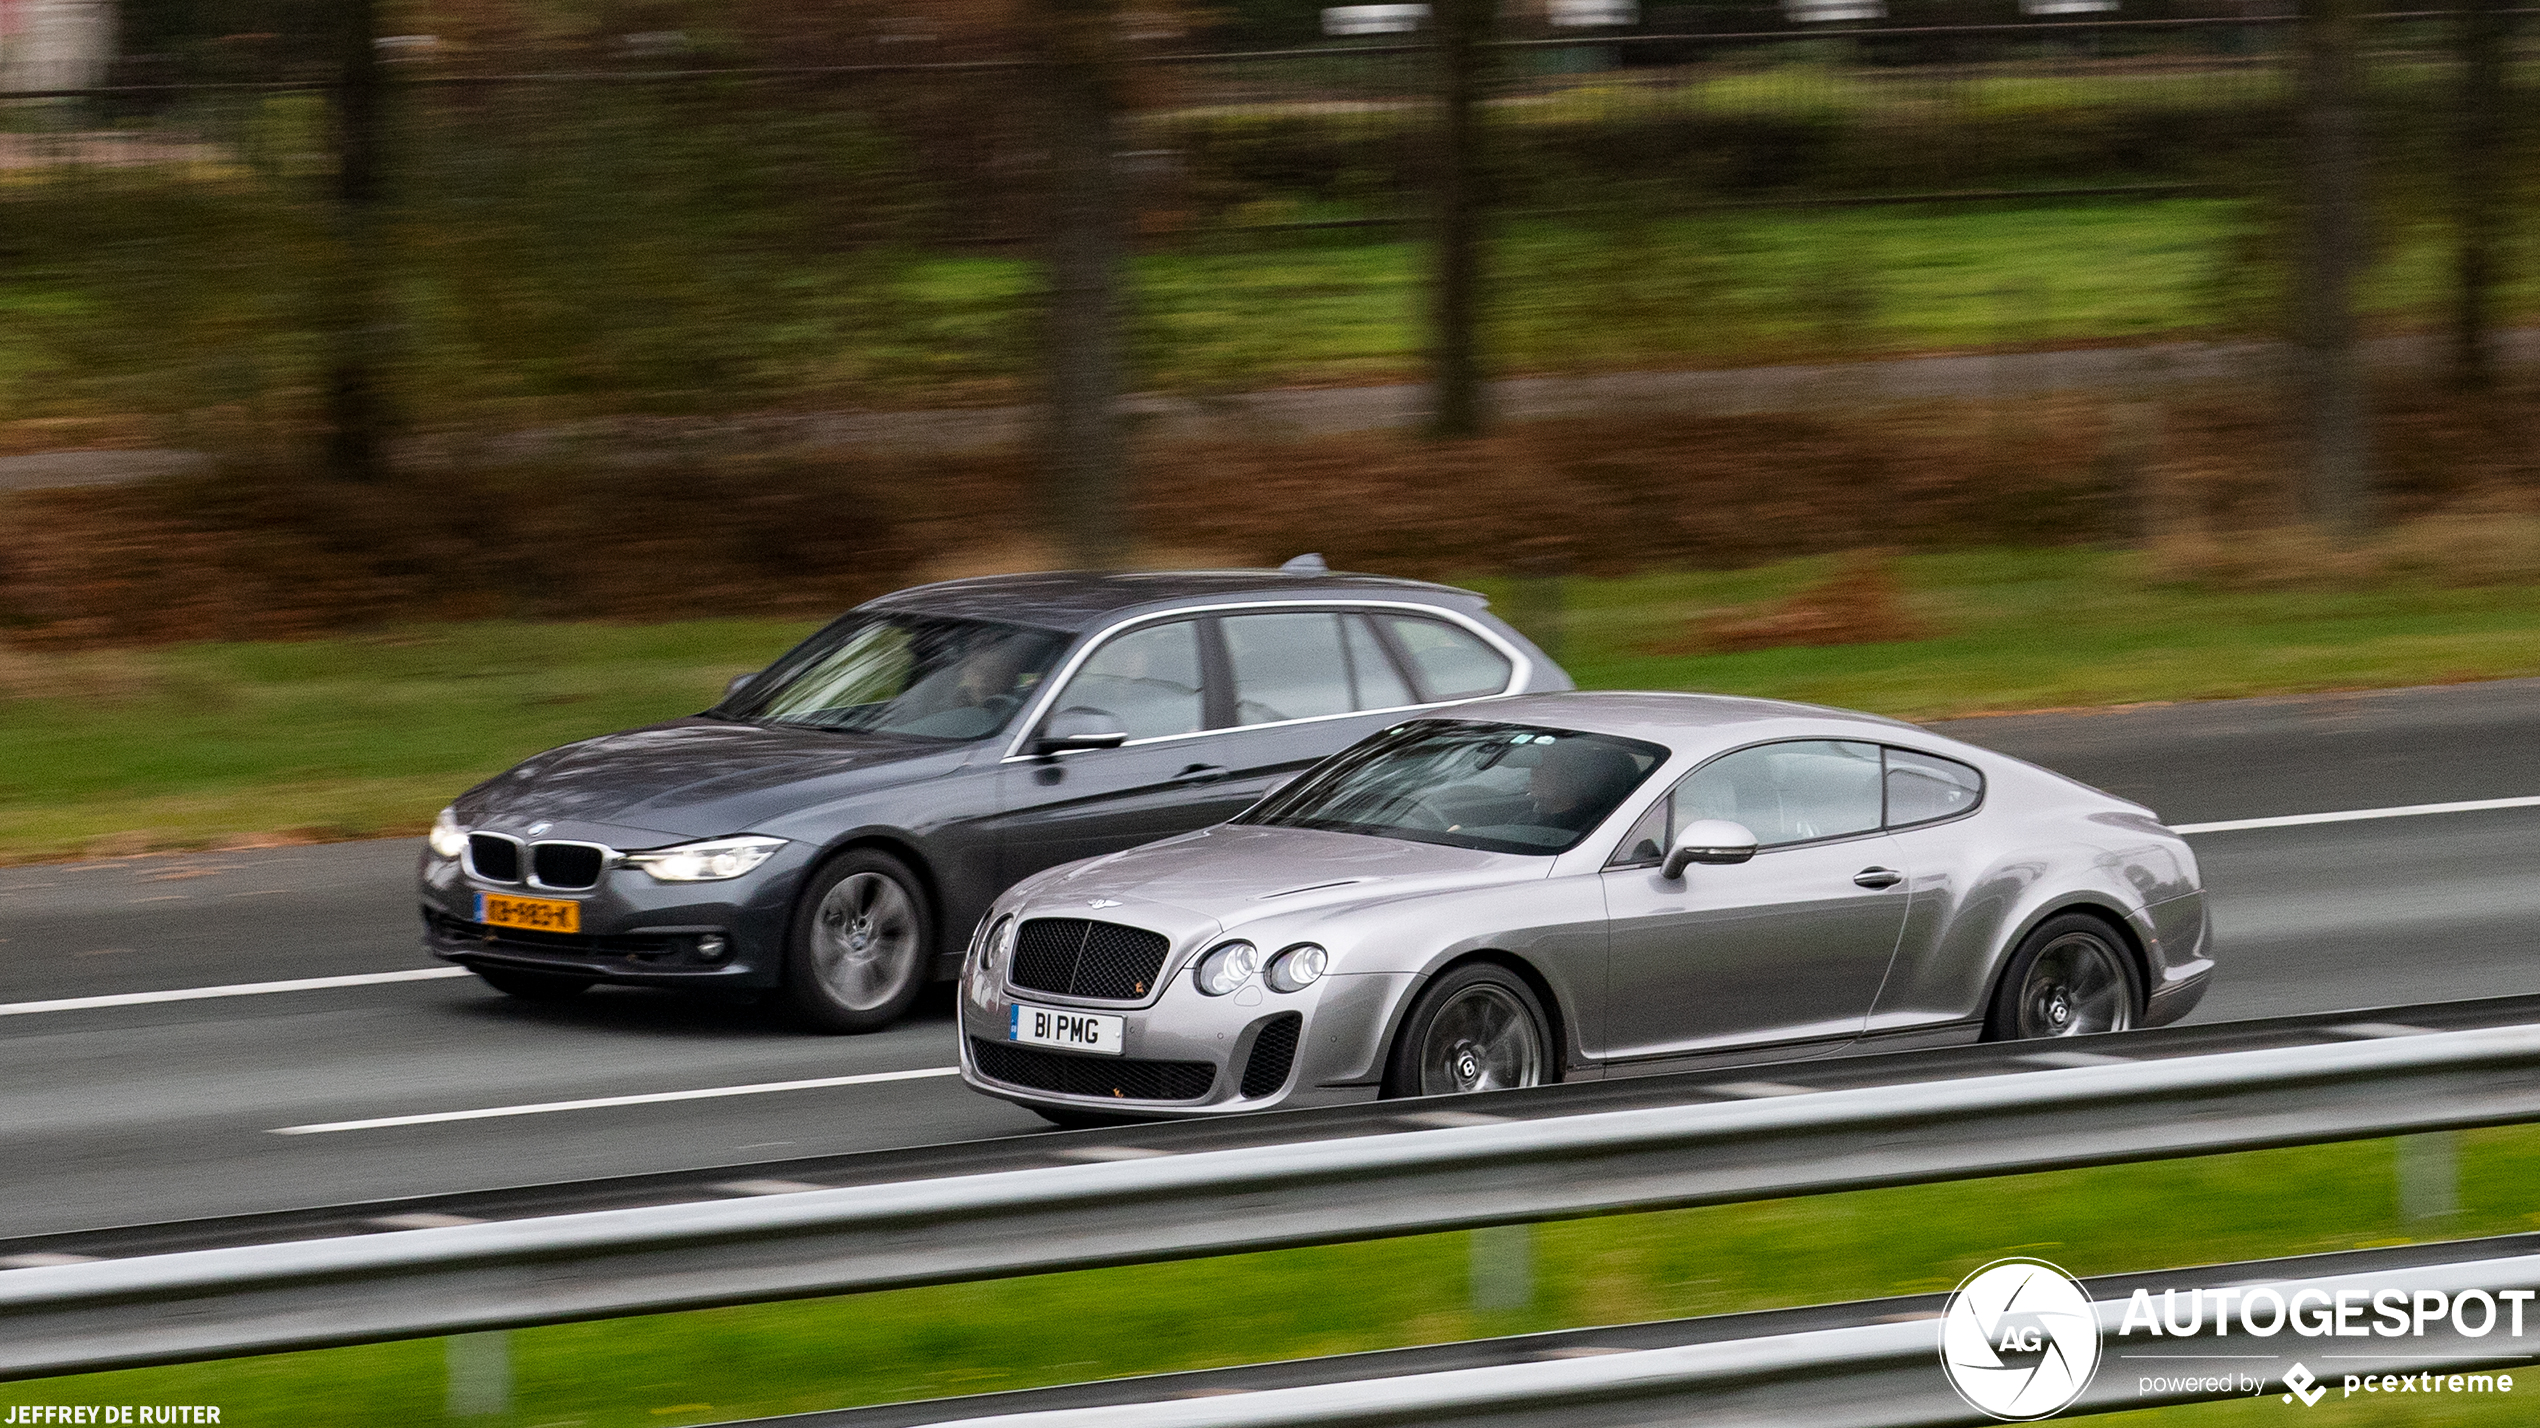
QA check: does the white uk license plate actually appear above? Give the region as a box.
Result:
[1009,1003,1126,1056]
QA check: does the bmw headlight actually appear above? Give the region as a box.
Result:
[621,835,786,882]
[1194,940,1260,997]
[428,807,468,860]
[1264,943,1329,993]
[967,915,1015,1008]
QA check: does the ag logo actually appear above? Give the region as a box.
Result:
[1940,1258,2102,1420]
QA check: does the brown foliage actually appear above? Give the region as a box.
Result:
[1642,555,1931,656]
[4,375,2534,650]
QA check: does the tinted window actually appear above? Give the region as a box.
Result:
[726,615,1066,741]
[1379,615,1512,701]
[1886,748,1984,826]
[1224,612,1354,726]
[1680,740,1883,848]
[1054,620,1205,741]
[1607,793,1671,868]
[1240,720,1665,856]
[1343,614,1415,709]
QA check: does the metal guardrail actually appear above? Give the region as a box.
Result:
[893,1242,2540,1427]
[9,1022,2540,1379]
[17,991,2539,1267]
[735,1232,2540,1426]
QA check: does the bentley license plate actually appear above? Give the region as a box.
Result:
[475,891,581,934]
[1009,1003,1124,1056]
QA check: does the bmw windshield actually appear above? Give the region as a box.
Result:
[1239,720,1665,855]
[718,614,1069,741]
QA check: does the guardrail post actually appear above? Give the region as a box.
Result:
[446,1330,512,1417]
[1470,1224,1533,1311]
[2398,1132,2459,1222]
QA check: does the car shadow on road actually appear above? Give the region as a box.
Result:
[433,977,962,1040]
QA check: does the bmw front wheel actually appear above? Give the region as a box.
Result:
[781,849,933,1033]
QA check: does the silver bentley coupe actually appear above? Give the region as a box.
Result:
[956,691,2212,1123]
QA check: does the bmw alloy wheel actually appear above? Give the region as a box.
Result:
[812,871,922,1012]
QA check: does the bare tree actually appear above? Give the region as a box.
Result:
[1039,0,1128,568]
[1427,0,1490,439]
[2294,0,2373,534]
[326,0,389,484]
[2452,0,2507,392]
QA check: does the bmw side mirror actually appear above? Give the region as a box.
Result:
[1032,706,1130,756]
[1663,819,1758,879]
[723,673,755,702]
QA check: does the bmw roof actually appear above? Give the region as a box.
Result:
[862,568,1487,633]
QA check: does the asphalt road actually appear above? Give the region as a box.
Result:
[3,679,2537,1238]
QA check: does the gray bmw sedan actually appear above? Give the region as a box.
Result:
[958,692,2212,1122]
[418,566,1570,1030]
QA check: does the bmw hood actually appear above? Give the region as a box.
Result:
[1023,824,1542,920]
[458,717,960,841]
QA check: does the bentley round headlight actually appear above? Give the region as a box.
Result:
[1194,940,1260,997]
[428,807,468,860]
[1264,943,1328,993]
[967,915,1015,1008]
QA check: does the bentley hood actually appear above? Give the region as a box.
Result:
[1021,823,1544,923]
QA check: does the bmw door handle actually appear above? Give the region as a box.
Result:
[1171,764,1232,785]
[1853,867,1904,889]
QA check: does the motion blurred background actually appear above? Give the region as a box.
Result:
[0,0,2530,650]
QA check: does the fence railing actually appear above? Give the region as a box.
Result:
[8,1021,2540,1381]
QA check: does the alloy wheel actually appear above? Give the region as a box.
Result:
[2014,931,2133,1038]
[1416,983,1544,1095]
[811,871,922,1012]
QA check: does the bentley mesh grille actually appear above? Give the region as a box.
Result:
[1239,1013,1304,1099]
[969,1038,1215,1102]
[1009,918,1171,1000]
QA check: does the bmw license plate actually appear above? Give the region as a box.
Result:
[1009,1003,1125,1056]
[475,891,581,934]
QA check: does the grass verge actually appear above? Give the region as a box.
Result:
[7,1128,2537,1425]
[13,545,2540,861]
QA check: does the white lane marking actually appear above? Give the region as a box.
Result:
[2173,794,2540,835]
[270,1065,963,1135]
[0,966,474,1017]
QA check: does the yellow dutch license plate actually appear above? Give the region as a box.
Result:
[475,891,581,934]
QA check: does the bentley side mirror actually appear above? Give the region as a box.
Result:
[1032,706,1130,756]
[1663,819,1758,879]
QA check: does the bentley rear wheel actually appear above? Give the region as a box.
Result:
[1987,913,2139,1041]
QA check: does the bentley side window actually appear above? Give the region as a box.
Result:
[1377,615,1513,702]
[1885,748,1984,827]
[1679,740,1883,847]
[1053,620,1205,741]
[1223,612,1356,726]
[1607,792,1672,868]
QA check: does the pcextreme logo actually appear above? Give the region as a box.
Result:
[1940,1259,2102,1421]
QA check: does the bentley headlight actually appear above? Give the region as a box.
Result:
[428,807,468,860]
[1194,940,1260,997]
[1264,943,1329,993]
[622,835,786,882]
[967,915,1015,1008]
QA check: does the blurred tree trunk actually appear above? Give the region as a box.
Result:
[1426,0,1489,440]
[326,0,389,484]
[2451,0,2507,392]
[1042,0,1127,569]
[2294,0,2372,534]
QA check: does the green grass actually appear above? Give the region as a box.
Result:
[11,1128,2540,1425]
[14,547,2540,861]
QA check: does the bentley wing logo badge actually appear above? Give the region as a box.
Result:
[1088,898,1122,909]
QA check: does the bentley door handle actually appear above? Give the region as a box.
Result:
[1171,764,1232,785]
[1853,867,1904,889]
